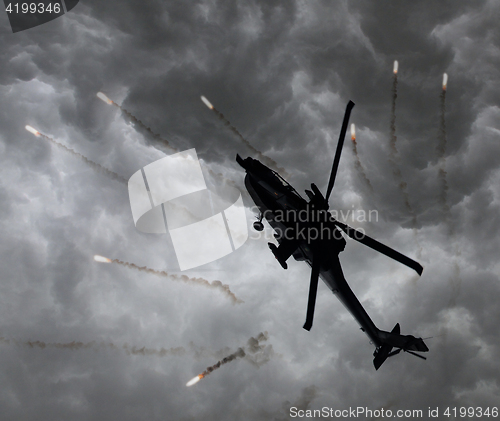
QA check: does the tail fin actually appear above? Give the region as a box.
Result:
[373,323,429,370]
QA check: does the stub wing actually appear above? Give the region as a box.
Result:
[268,239,301,269]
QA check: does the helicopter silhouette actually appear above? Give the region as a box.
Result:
[237,101,428,369]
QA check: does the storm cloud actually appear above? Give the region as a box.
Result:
[1,1,500,420]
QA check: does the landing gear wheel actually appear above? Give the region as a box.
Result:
[253,221,264,232]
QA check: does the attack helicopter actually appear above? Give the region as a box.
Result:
[237,101,428,370]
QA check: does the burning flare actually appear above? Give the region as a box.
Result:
[97,92,113,105]
[94,255,112,263]
[186,374,204,387]
[393,60,398,74]
[25,125,40,136]
[186,347,245,387]
[186,332,273,387]
[351,123,356,141]
[200,95,214,110]
[442,73,448,91]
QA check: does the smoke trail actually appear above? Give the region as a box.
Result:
[117,104,180,154]
[244,331,275,367]
[447,260,461,307]
[202,347,246,376]
[96,256,243,304]
[121,343,186,357]
[201,96,289,177]
[2,334,274,363]
[97,93,246,197]
[28,126,200,223]
[437,77,454,241]
[28,125,203,223]
[389,67,398,160]
[0,336,186,357]
[26,126,127,184]
[112,258,243,304]
[246,331,268,353]
[436,75,462,306]
[188,332,275,364]
[215,108,289,178]
[388,65,422,257]
[389,67,410,203]
[96,92,178,153]
[186,347,246,386]
[186,332,273,386]
[437,87,450,222]
[351,124,373,193]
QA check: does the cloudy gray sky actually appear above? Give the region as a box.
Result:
[1,1,500,420]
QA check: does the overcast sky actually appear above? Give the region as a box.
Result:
[1,1,500,420]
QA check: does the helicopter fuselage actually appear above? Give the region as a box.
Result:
[239,155,383,347]
[234,100,428,370]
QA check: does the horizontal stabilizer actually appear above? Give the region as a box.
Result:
[379,330,429,352]
[373,324,428,370]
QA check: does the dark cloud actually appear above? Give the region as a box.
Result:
[1,1,499,420]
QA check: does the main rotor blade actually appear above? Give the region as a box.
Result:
[325,100,355,202]
[334,221,423,276]
[303,255,321,331]
[406,350,427,360]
